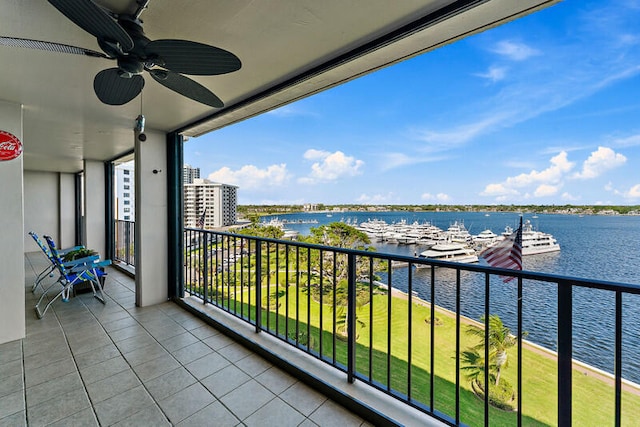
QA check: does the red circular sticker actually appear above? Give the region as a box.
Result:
[0,130,22,161]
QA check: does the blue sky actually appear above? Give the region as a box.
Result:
[185,0,640,206]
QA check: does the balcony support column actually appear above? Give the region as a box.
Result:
[0,100,25,344]
[134,129,169,306]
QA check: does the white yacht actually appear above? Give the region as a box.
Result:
[473,229,500,247]
[502,220,560,255]
[445,220,473,244]
[417,242,479,264]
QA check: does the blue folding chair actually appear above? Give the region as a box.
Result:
[28,231,84,294]
[34,235,111,319]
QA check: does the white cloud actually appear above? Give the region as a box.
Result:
[612,134,640,147]
[357,193,395,204]
[303,149,330,160]
[480,183,519,197]
[414,114,508,148]
[421,192,451,202]
[561,192,580,201]
[208,164,290,190]
[475,66,508,82]
[612,183,640,199]
[481,152,574,199]
[299,149,364,184]
[505,152,574,188]
[491,40,540,61]
[627,184,640,198]
[380,152,449,171]
[534,184,560,197]
[573,146,627,179]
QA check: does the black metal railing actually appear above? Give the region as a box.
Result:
[115,220,135,267]
[183,228,640,427]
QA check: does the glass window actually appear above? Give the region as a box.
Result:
[124,177,130,183]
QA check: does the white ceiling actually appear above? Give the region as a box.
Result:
[0,0,558,173]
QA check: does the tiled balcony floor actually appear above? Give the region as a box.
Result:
[0,253,374,426]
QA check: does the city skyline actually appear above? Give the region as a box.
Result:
[185,0,640,206]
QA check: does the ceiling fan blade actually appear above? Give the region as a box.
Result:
[48,0,134,52]
[94,68,144,105]
[0,36,110,58]
[145,40,241,75]
[149,69,223,108]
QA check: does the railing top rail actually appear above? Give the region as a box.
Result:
[184,228,640,294]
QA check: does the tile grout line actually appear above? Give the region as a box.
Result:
[74,284,173,425]
[49,300,103,426]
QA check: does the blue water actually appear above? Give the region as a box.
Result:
[263,211,640,382]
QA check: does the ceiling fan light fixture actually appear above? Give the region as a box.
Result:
[117,57,144,75]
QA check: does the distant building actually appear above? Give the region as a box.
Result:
[184,178,238,228]
[115,162,135,221]
[183,164,200,184]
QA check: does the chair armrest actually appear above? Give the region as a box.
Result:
[59,245,84,256]
[62,255,100,267]
[69,259,112,273]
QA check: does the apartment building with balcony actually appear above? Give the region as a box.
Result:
[184,178,238,229]
[183,164,200,185]
[115,162,135,221]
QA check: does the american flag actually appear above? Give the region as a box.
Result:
[480,217,523,282]
[197,208,206,229]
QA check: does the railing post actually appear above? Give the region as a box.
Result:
[347,253,357,383]
[615,291,622,427]
[202,232,208,303]
[255,241,262,333]
[558,281,572,426]
[125,221,131,265]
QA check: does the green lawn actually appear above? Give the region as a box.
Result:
[192,255,640,426]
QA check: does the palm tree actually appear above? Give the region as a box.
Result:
[467,314,524,386]
[460,349,488,384]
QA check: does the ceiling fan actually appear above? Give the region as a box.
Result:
[0,0,241,107]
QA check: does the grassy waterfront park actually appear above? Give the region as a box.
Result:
[185,230,640,426]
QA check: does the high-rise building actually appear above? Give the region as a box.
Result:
[115,162,135,221]
[184,178,238,228]
[183,164,200,184]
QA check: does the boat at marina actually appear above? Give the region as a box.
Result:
[356,219,443,245]
[473,229,500,247]
[417,242,479,264]
[444,220,473,244]
[501,220,560,255]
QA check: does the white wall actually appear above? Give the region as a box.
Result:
[135,129,168,306]
[23,171,77,251]
[23,170,58,250]
[0,100,25,344]
[84,160,106,258]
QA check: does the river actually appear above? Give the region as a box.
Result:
[261,211,640,383]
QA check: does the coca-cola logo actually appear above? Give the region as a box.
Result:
[0,131,22,161]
